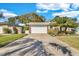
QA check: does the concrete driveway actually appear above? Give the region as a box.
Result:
[0,34,79,56]
[27,34,79,55]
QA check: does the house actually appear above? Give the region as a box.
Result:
[27,22,50,34]
[0,22,22,34]
[0,22,8,34]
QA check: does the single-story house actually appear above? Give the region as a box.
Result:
[0,22,22,34]
[27,22,50,34]
[51,26,75,31]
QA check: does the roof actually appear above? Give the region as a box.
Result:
[0,22,8,26]
[27,22,50,26]
[0,22,22,27]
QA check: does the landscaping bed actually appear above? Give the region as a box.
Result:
[0,34,26,47]
[56,36,79,50]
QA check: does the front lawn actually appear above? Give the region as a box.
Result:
[0,35,6,37]
[56,35,79,50]
[0,34,26,47]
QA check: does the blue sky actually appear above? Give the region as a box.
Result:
[0,3,79,22]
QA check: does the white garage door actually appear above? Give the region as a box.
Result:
[31,25,47,33]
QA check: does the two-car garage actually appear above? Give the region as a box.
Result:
[27,22,50,34]
[30,25,47,33]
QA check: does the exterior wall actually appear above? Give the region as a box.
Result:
[51,27,60,30]
[0,27,3,34]
[0,25,22,34]
[25,30,29,34]
[0,25,8,34]
[51,27,73,31]
[8,27,14,33]
[30,25,48,34]
[75,27,79,34]
[16,27,22,34]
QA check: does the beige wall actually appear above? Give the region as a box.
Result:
[0,25,8,34]
[0,25,22,34]
[0,27,3,34]
[16,27,22,34]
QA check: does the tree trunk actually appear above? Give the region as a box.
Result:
[64,26,67,34]
[60,26,62,33]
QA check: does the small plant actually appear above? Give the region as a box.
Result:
[3,28,12,34]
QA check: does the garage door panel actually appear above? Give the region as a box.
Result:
[31,26,47,33]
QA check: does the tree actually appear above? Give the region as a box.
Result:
[22,13,45,22]
[8,12,46,33]
[8,12,45,25]
[8,17,16,26]
[15,16,30,33]
[50,16,78,34]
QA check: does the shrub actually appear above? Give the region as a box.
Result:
[48,29,59,36]
[3,28,12,34]
[24,26,29,30]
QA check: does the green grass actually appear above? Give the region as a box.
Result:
[0,35,6,37]
[56,36,79,50]
[0,34,26,47]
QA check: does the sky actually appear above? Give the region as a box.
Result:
[0,3,79,22]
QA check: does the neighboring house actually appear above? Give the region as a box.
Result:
[0,22,22,34]
[75,27,79,34]
[0,22,8,34]
[51,26,74,32]
[27,22,50,34]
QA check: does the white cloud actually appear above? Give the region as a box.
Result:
[36,10,48,13]
[53,11,79,17]
[36,3,60,10]
[36,3,79,12]
[0,9,17,18]
[36,3,79,21]
[0,9,8,13]
[36,3,71,12]
[59,3,70,11]
[3,12,17,18]
[71,3,79,10]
